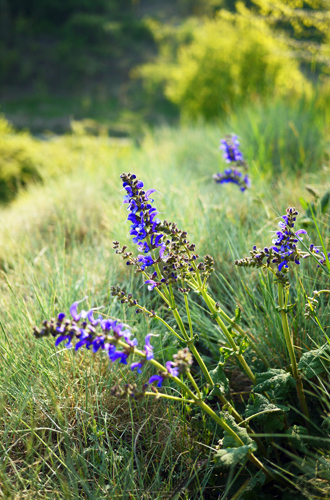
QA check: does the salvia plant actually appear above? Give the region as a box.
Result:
[213,134,250,192]
[33,173,330,497]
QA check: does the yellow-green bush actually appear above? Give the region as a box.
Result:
[137,11,311,120]
[0,115,132,203]
[0,116,42,202]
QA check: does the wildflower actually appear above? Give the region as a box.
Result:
[148,375,164,387]
[220,135,244,164]
[120,172,163,254]
[131,361,145,374]
[137,255,154,270]
[144,279,158,291]
[235,207,325,280]
[213,169,250,192]
[165,361,179,377]
[109,350,128,365]
[144,333,158,360]
[115,173,212,288]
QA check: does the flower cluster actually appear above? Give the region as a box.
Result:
[114,173,212,291]
[220,135,244,164]
[33,298,138,364]
[235,207,322,281]
[214,135,250,192]
[33,298,187,397]
[212,169,250,192]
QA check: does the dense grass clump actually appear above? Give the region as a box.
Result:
[1,122,330,498]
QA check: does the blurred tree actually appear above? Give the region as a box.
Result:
[246,0,330,68]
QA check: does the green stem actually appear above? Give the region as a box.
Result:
[278,283,309,420]
[172,307,190,341]
[206,294,270,368]
[183,292,194,339]
[144,392,195,403]
[195,400,271,477]
[186,369,201,399]
[201,289,256,384]
[135,303,185,342]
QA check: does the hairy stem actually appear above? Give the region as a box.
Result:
[278,283,309,420]
[201,289,256,384]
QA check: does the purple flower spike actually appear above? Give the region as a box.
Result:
[219,135,244,163]
[57,312,65,322]
[148,375,163,387]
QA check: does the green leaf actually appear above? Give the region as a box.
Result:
[234,307,241,323]
[214,444,253,468]
[208,364,229,397]
[321,190,330,213]
[241,470,267,499]
[298,343,330,379]
[285,425,309,453]
[222,413,257,450]
[253,369,296,400]
[321,417,330,433]
[245,394,289,432]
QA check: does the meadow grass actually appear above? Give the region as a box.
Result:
[0,118,330,499]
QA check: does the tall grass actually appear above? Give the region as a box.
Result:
[0,113,330,498]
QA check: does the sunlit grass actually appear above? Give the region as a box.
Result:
[0,119,330,498]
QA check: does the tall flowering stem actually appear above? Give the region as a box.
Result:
[33,301,270,477]
[235,207,317,421]
[115,172,260,425]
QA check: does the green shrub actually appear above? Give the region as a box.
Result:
[0,115,132,204]
[0,116,41,203]
[137,12,311,120]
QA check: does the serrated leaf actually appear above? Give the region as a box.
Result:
[209,364,229,398]
[222,413,257,450]
[298,343,330,379]
[321,191,330,214]
[285,425,309,453]
[245,394,289,431]
[235,307,241,323]
[253,369,296,400]
[241,470,267,499]
[214,444,253,468]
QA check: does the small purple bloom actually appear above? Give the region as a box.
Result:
[109,351,128,364]
[137,254,154,270]
[57,312,65,322]
[144,334,158,360]
[70,297,89,322]
[55,334,73,348]
[166,361,179,377]
[131,362,144,374]
[148,375,163,387]
[144,280,158,291]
